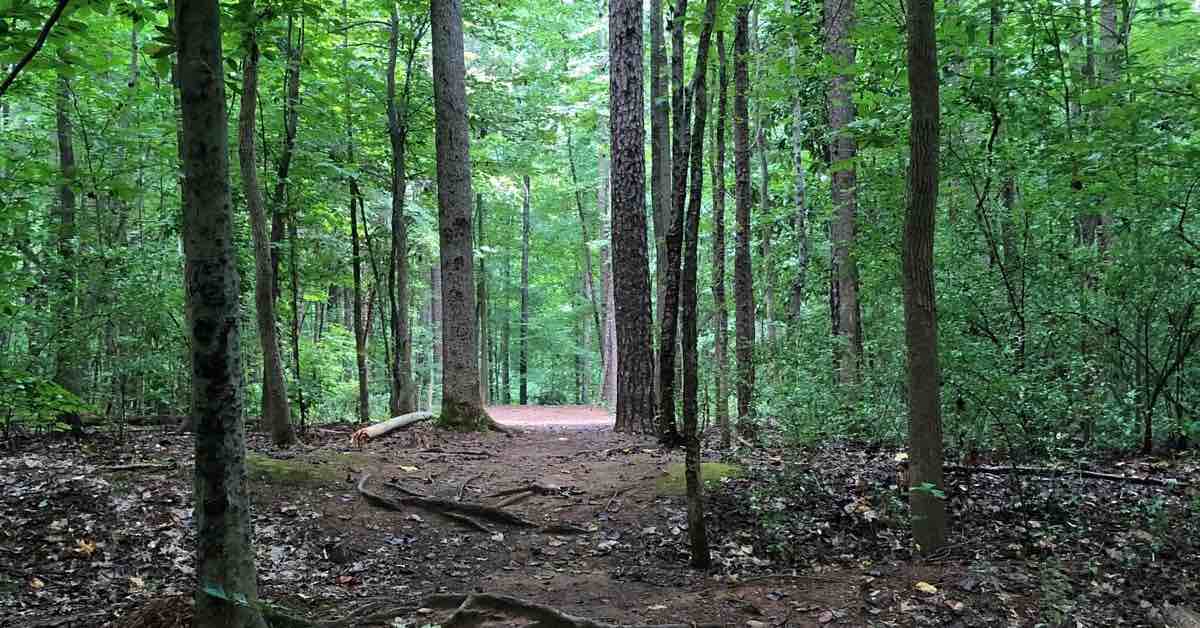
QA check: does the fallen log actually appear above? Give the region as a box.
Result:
[943,464,1185,487]
[350,411,435,447]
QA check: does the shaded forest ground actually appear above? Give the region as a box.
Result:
[1,406,1197,627]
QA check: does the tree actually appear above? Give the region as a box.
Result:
[176,0,266,624]
[477,187,490,405]
[711,29,731,448]
[609,0,656,433]
[679,0,718,568]
[520,174,531,405]
[786,0,810,318]
[431,0,488,429]
[732,5,756,426]
[237,18,295,447]
[826,0,864,386]
[52,74,82,436]
[344,0,370,424]
[650,0,671,384]
[903,0,947,553]
[386,4,425,417]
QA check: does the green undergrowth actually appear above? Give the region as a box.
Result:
[656,462,744,496]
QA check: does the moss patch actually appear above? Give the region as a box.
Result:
[655,462,743,496]
[245,451,363,485]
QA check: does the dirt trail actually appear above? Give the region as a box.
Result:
[488,404,613,428]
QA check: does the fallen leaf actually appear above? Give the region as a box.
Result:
[817,610,834,623]
[915,581,938,594]
[399,465,420,472]
[30,577,44,590]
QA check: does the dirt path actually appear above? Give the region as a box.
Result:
[488,404,613,428]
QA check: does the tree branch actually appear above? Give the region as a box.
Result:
[0,0,72,101]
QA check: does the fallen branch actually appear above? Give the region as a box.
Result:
[433,592,723,628]
[99,462,175,473]
[350,411,434,448]
[459,474,483,501]
[0,0,71,100]
[487,482,564,499]
[439,511,494,534]
[943,464,1185,487]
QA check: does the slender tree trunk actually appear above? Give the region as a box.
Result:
[278,16,307,433]
[53,76,83,436]
[567,128,604,359]
[903,0,946,553]
[238,30,295,447]
[477,188,490,405]
[599,148,618,408]
[657,0,690,444]
[712,30,730,448]
[386,6,423,417]
[431,264,442,406]
[342,1,369,423]
[502,254,511,404]
[753,9,774,345]
[430,0,488,428]
[787,0,809,319]
[732,6,757,425]
[176,0,266,623]
[826,0,864,386]
[650,0,671,391]
[610,0,657,432]
[680,0,718,569]
[520,175,531,405]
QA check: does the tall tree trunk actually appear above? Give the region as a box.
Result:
[732,6,757,425]
[650,0,671,389]
[343,0,369,424]
[53,76,83,436]
[753,9,774,345]
[238,29,295,447]
[431,264,442,406]
[567,128,604,360]
[903,0,946,553]
[520,175,531,405]
[610,0,656,432]
[712,30,730,448]
[502,254,511,404]
[386,6,424,417]
[176,0,266,623]
[826,0,864,386]
[599,148,618,408]
[658,0,690,443]
[680,0,718,569]
[431,0,488,428]
[477,188,490,405]
[786,0,809,319]
[279,16,307,434]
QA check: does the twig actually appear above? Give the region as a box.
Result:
[98,462,175,472]
[438,511,493,534]
[496,492,533,508]
[458,473,482,501]
[0,0,71,100]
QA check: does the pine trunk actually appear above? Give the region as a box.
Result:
[732,7,757,424]
[610,0,657,432]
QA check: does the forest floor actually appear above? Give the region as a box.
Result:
[1,406,1198,627]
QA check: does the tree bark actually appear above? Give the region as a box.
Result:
[610,0,657,432]
[176,0,266,623]
[599,148,618,408]
[711,30,730,449]
[502,254,512,404]
[431,0,488,429]
[238,31,295,447]
[386,5,424,417]
[279,16,307,433]
[53,75,83,436]
[903,0,947,554]
[650,0,671,390]
[567,128,604,362]
[658,0,690,443]
[520,175,531,405]
[343,0,369,424]
[752,9,774,345]
[732,6,757,424]
[477,188,490,405]
[680,0,718,569]
[826,0,864,386]
[786,0,809,319]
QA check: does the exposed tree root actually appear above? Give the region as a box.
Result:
[434,592,723,628]
[943,464,1186,487]
[360,474,538,526]
[487,482,564,499]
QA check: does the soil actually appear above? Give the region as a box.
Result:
[1,405,1197,627]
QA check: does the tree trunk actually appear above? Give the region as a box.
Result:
[502,254,511,404]
[175,0,267,623]
[386,5,423,417]
[431,264,442,404]
[238,31,295,447]
[732,6,757,424]
[53,75,83,436]
[650,0,671,395]
[786,0,809,319]
[567,128,604,361]
[680,0,718,569]
[903,0,947,554]
[610,0,657,433]
[350,182,370,422]
[599,148,618,408]
[477,188,490,405]
[825,0,864,386]
[712,30,730,448]
[431,0,488,429]
[753,10,773,345]
[520,175,531,405]
[279,16,307,433]
[658,0,690,443]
